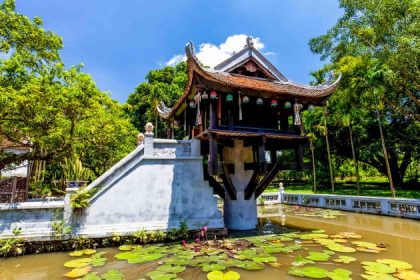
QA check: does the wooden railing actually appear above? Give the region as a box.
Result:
[0,176,29,203]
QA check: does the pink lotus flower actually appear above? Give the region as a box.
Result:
[200,230,205,237]
[203,226,208,232]
[181,240,187,247]
[195,238,200,243]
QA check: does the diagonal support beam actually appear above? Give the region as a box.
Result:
[254,161,282,198]
[220,163,237,200]
[244,170,260,200]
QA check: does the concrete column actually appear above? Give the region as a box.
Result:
[223,140,258,230]
[64,186,79,228]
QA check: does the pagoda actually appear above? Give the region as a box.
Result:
[158,37,340,230]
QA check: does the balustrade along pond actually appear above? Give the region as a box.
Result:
[1,204,419,280]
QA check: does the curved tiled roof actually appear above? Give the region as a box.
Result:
[160,42,340,119]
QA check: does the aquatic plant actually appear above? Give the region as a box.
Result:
[70,187,98,210]
[0,237,24,257]
[51,220,72,236]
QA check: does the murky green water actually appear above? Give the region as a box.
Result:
[1,204,419,280]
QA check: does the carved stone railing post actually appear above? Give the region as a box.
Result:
[144,122,154,156]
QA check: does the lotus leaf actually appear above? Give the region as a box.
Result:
[164,258,191,266]
[83,272,102,280]
[156,264,186,273]
[361,271,399,280]
[312,229,326,233]
[146,270,177,280]
[234,261,264,270]
[306,251,332,261]
[114,252,134,260]
[101,270,123,280]
[127,252,164,264]
[326,243,356,253]
[292,255,315,266]
[333,256,357,264]
[356,247,381,253]
[82,249,97,255]
[69,250,84,257]
[64,266,92,278]
[64,258,92,268]
[118,245,134,251]
[288,266,329,278]
[299,233,329,240]
[252,256,277,263]
[393,270,420,280]
[376,259,413,270]
[90,257,107,267]
[92,252,107,258]
[362,261,396,274]
[328,268,352,280]
[202,263,227,272]
[207,271,240,280]
[352,241,379,249]
[234,249,258,260]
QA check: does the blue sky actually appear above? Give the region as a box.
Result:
[17,0,342,102]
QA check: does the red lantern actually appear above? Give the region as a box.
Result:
[210,90,218,100]
[271,99,278,108]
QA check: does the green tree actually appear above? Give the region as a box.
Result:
[307,0,420,189]
[0,0,137,184]
[125,62,187,138]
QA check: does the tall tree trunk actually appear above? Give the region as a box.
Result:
[323,106,335,193]
[310,139,317,193]
[376,108,396,197]
[348,124,360,195]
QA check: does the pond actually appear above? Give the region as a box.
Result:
[1,204,419,280]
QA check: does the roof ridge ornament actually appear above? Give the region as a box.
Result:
[246,36,254,48]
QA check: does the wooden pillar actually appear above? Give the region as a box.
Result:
[11,177,17,203]
[209,101,217,129]
[257,136,267,174]
[270,150,277,164]
[208,132,218,175]
[228,110,234,130]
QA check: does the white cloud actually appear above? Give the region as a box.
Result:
[166,34,267,67]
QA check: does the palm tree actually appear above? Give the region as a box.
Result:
[323,103,335,193]
[342,115,361,195]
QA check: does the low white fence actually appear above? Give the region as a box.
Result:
[260,192,420,219]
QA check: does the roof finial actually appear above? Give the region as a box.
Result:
[246,36,254,48]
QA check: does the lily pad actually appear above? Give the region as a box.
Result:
[64,258,92,268]
[234,261,264,270]
[251,256,277,263]
[288,266,329,278]
[64,266,92,278]
[82,249,97,255]
[118,245,134,251]
[328,268,352,280]
[393,270,420,280]
[306,251,332,262]
[207,271,240,280]
[69,250,84,257]
[90,257,107,267]
[361,271,399,280]
[83,272,102,280]
[202,263,227,272]
[292,255,315,266]
[376,259,413,270]
[156,264,186,273]
[146,270,177,280]
[101,269,123,280]
[326,243,356,253]
[362,261,396,274]
[333,256,357,264]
